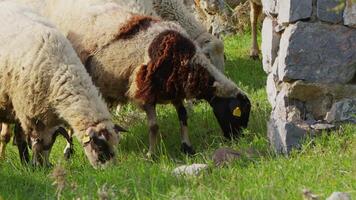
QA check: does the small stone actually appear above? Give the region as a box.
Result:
[172,164,208,176]
[344,0,356,28]
[326,192,351,200]
[212,147,241,166]
[310,122,336,130]
[317,0,345,23]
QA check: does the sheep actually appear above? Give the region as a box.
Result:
[0,1,125,168]
[192,0,262,59]
[112,0,226,72]
[17,0,251,157]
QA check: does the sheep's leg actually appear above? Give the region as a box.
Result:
[0,123,11,160]
[249,1,262,59]
[13,123,29,164]
[173,102,195,155]
[63,128,74,160]
[143,104,159,158]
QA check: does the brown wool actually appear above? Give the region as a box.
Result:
[135,30,215,104]
[115,15,159,40]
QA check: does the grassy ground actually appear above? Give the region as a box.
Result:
[0,33,355,200]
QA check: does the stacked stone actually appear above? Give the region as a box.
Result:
[261,0,356,153]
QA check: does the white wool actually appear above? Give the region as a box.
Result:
[0,1,112,141]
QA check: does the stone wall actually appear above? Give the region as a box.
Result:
[261,0,356,153]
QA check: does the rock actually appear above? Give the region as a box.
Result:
[278,22,356,84]
[287,81,356,102]
[212,147,241,166]
[285,81,356,118]
[325,98,356,123]
[262,17,281,73]
[326,192,351,200]
[172,164,208,176]
[267,112,308,154]
[317,0,345,23]
[344,0,356,28]
[278,0,312,25]
[262,0,278,16]
[310,122,336,130]
[266,73,278,107]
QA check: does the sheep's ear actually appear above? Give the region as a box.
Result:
[113,124,128,133]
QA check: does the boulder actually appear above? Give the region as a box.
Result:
[277,0,312,25]
[278,22,356,84]
[325,98,356,123]
[344,0,356,28]
[317,0,345,23]
[267,112,308,154]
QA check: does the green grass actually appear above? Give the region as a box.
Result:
[0,33,355,200]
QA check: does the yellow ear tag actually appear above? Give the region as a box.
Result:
[233,107,241,117]
[82,134,91,144]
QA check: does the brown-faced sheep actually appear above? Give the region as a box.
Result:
[18,0,251,157]
[0,1,125,168]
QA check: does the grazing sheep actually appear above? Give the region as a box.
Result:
[18,0,251,156]
[194,0,262,59]
[0,1,124,168]
[113,0,225,72]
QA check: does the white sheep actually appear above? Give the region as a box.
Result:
[112,0,226,72]
[17,0,250,156]
[0,1,125,168]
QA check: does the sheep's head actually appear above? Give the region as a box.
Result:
[208,92,251,139]
[196,33,225,72]
[82,123,125,168]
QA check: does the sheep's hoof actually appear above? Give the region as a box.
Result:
[181,143,196,155]
[64,148,74,160]
[249,49,260,60]
[249,54,259,60]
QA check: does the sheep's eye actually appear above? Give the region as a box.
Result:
[204,40,211,44]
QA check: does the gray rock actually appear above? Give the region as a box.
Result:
[172,164,208,176]
[326,192,351,200]
[262,17,281,73]
[325,98,356,123]
[344,0,356,28]
[262,0,278,16]
[286,81,356,119]
[266,73,278,108]
[277,0,312,25]
[278,22,356,84]
[267,86,311,153]
[317,0,345,23]
[267,112,308,154]
[212,147,241,166]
